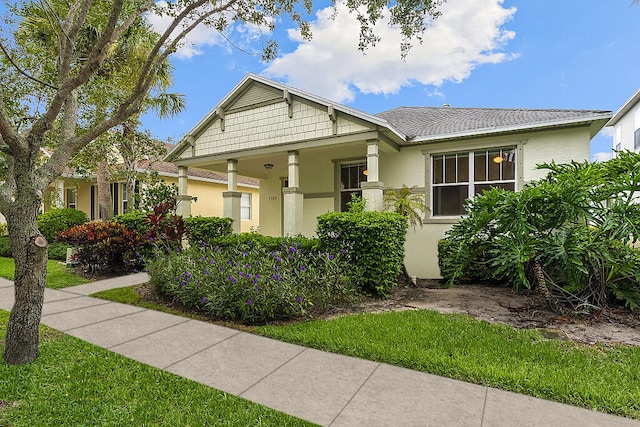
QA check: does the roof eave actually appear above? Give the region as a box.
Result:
[607,87,640,127]
[406,113,612,145]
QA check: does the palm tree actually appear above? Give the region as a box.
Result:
[384,185,428,230]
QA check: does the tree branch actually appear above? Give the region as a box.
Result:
[0,42,58,90]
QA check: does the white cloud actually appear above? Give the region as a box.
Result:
[263,0,517,103]
[592,151,613,162]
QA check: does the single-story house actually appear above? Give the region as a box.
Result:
[166,73,611,278]
[608,86,640,152]
[44,148,260,232]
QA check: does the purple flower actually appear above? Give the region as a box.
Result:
[180,281,185,287]
[296,296,302,302]
[232,278,237,284]
[219,266,224,271]
[201,241,207,247]
[204,269,210,276]
[256,274,261,279]
[290,247,295,253]
[149,237,154,242]
[245,263,250,269]
[276,257,282,262]
[201,296,207,302]
[300,266,306,271]
[201,256,206,261]
[247,299,252,305]
[255,285,259,290]
[246,273,252,279]
[210,259,215,265]
[239,272,245,278]
[329,254,335,260]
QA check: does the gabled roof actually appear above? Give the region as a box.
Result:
[166,74,612,160]
[607,87,640,127]
[376,107,612,143]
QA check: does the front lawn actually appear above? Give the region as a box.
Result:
[0,309,313,426]
[0,257,89,289]
[254,310,640,419]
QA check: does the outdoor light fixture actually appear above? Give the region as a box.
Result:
[363,169,368,176]
[264,163,274,169]
[492,155,503,164]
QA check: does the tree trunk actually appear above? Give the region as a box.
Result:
[2,186,48,365]
[97,159,113,220]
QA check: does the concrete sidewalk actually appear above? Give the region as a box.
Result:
[1,275,638,426]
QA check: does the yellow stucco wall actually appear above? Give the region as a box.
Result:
[45,176,260,234]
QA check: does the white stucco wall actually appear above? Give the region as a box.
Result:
[612,101,640,152]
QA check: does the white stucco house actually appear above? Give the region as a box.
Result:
[608,87,640,153]
[166,74,611,278]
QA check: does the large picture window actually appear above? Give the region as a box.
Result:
[339,162,367,212]
[634,128,640,151]
[432,147,516,216]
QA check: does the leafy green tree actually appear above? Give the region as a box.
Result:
[0,0,445,365]
[439,151,640,314]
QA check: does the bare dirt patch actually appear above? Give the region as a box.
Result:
[329,279,640,347]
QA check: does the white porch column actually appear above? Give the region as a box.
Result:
[361,140,384,211]
[54,179,65,208]
[283,151,303,236]
[223,159,241,233]
[176,166,192,217]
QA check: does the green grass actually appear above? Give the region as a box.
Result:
[255,309,640,419]
[0,309,314,426]
[90,287,212,321]
[0,257,89,289]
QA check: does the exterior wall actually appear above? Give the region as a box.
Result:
[403,126,591,278]
[183,100,371,159]
[612,100,640,152]
[258,176,283,236]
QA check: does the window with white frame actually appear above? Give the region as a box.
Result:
[431,147,516,216]
[66,189,77,209]
[635,128,640,151]
[339,161,367,212]
[241,193,251,220]
[121,183,128,213]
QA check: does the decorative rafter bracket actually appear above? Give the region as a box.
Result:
[328,105,338,135]
[283,89,293,118]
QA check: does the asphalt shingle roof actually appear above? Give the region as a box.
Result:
[375,107,611,142]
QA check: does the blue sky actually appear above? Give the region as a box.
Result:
[147,1,637,160]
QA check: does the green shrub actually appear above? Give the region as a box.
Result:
[148,236,356,323]
[439,153,640,312]
[317,210,408,297]
[0,236,10,258]
[38,208,88,242]
[211,233,318,252]
[115,210,150,235]
[56,221,145,272]
[48,242,71,261]
[0,222,7,236]
[184,216,233,245]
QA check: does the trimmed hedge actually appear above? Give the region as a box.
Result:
[0,236,10,258]
[184,216,233,245]
[114,211,150,235]
[211,232,317,252]
[317,210,408,297]
[38,208,88,242]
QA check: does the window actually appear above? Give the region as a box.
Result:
[634,128,640,151]
[66,189,77,209]
[432,147,516,216]
[339,162,367,212]
[121,183,128,213]
[241,193,251,220]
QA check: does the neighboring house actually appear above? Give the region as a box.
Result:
[608,87,640,153]
[44,151,260,233]
[166,74,611,278]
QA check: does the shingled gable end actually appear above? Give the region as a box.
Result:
[167,73,611,279]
